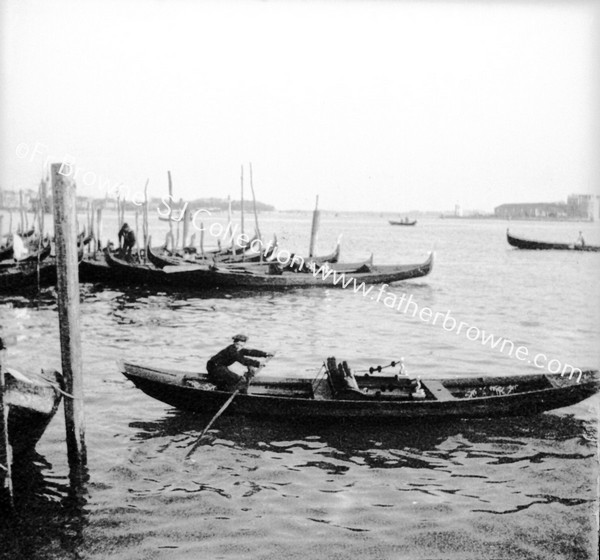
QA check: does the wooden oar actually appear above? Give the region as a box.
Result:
[185,355,274,458]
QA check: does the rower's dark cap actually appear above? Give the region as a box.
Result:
[232,334,248,342]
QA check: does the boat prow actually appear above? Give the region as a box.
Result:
[2,367,63,457]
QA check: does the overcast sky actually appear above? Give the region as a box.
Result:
[1,0,598,212]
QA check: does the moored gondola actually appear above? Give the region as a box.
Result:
[1,367,62,457]
[162,251,434,289]
[0,258,58,293]
[146,235,279,268]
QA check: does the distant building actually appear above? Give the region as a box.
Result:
[0,188,21,209]
[567,194,600,221]
[494,202,567,219]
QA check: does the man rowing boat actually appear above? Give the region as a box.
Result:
[206,334,273,392]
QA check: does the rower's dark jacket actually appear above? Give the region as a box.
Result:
[118,225,136,245]
[207,344,267,370]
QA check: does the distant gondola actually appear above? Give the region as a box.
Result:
[121,361,600,422]
[389,219,417,226]
[506,230,600,252]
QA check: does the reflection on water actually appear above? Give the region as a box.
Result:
[0,454,89,560]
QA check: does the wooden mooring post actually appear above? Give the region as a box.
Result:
[308,195,320,258]
[0,339,14,508]
[248,162,262,241]
[51,163,87,481]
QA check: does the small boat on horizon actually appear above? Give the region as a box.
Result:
[389,219,417,226]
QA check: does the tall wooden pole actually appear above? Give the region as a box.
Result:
[120,196,125,229]
[200,222,205,258]
[226,195,233,245]
[116,197,122,248]
[36,181,44,288]
[135,209,140,256]
[51,163,87,480]
[40,180,46,240]
[19,191,24,234]
[167,171,174,253]
[0,343,14,508]
[96,206,103,252]
[181,202,190,249]
[248,162,261,241]
[87,201,93,256]
[175,199,181,252]
[309,195,320,258]
[143,179,149,262]
[240,165,245,237]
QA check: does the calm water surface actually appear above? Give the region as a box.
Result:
[1,214,599,559]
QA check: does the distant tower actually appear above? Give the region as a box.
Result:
[454,204,463,217]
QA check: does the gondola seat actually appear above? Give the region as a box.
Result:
[326,357,367,400]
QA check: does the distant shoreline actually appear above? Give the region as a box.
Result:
[439,215,594,222]
[0,206,595,223]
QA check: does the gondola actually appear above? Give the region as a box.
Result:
[506,230,600,252]
[1,367,62,457]
[79,250,118,283]
[146,235,279,268]
[308,238,341,264]
[0,243,13,262]
[0,258,58,293]
[146,237,340,270]
[102,249,170,285]
[0,238,52,268]
[0,233,51,264]
[121,360,600,422]
[161,252,433,289]
[104,246,427,290]
[0,240,86,293]
[199,232,261,258]
[389,220,417,226]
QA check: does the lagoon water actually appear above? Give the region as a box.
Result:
[1,213,599,559]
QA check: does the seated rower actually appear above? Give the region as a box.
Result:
[206,334,273,392]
